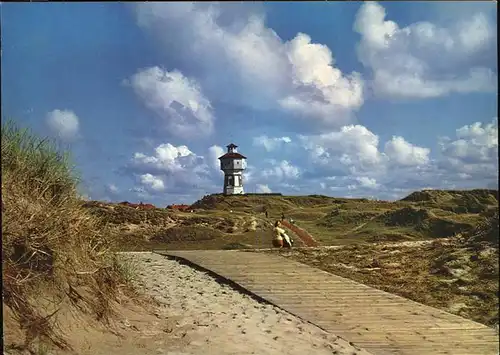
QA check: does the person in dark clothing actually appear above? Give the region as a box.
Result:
[265,210,268,218]
[281,212,285,221]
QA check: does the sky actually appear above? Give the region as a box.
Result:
[2,1,498,205]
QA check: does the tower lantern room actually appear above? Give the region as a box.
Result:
[218,143,246,195]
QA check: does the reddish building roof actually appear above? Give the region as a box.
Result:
[218,152,247,159]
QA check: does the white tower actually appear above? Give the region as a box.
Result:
[219,143,246,195]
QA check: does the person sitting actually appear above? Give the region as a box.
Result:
[272,221,293,248]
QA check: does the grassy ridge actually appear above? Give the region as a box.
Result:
[186,192,497,246]
[1,121,126,352]
[84,189,498,252]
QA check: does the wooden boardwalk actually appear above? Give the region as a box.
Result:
[158,250,499,355]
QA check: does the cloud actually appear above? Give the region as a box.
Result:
[300,116,497,199]
[438,117,498,179]
[117,117,493,201]
[126,142,214,194]
[354,2,497,99]
[207,145,225,171]
[253,135,292,151]
[256,184,272,193]
[300,124,432,176]
[46,109,80,141]
[126,67,214,138]
[355,176,380,189]
[318,175,380,193]
[384,136,430,166]
[129,186,150,200]
[131,143,199,174]
[139,173,165,192]
[243,164,256,184]
[106,184,120,195]
[262,160,300,180]
[299,124,384,172]
[134,3,363,127]
[298,122,442,199]
[280,33,364,122]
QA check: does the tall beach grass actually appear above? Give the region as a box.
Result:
[2,120,125,352]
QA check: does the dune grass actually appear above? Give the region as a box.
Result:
[84,189,497,251]
[1,121,127,353]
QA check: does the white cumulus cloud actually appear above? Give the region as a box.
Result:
[140,173,165,192]
[207,145,225,171]
[135,3,363,127]
[301,124,432,174]
[439,117,498,178]
[384,136,430,166]
[127,142,215,195]
[354,2,497,99]
[300,124,383,171]
[299,117,497,198]
[131,143,198,174]
[262,160,300,180]
[281,32,364,120]
[253,135,292,151]
[46,109,80,141]
[126,67,214,138]
[356,176,380,189]
[256,184,272,193]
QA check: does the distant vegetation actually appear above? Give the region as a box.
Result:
[84,189,498,251]
[183,190,498,246]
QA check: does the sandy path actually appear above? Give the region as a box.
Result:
[118,252,372,355]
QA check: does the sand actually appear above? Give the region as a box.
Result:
[117,252,372,355]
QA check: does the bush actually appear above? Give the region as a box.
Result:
[1,121,124,352]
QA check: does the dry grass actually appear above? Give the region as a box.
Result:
[85,190,497,251]
[184,192,497,246]
[1,121,129,353]
[84,201,174,225]
[403,189,498,214]
[82,200,281,251]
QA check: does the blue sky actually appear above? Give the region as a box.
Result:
[2,2,498,205]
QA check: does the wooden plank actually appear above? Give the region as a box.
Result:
[159,250,499,355]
